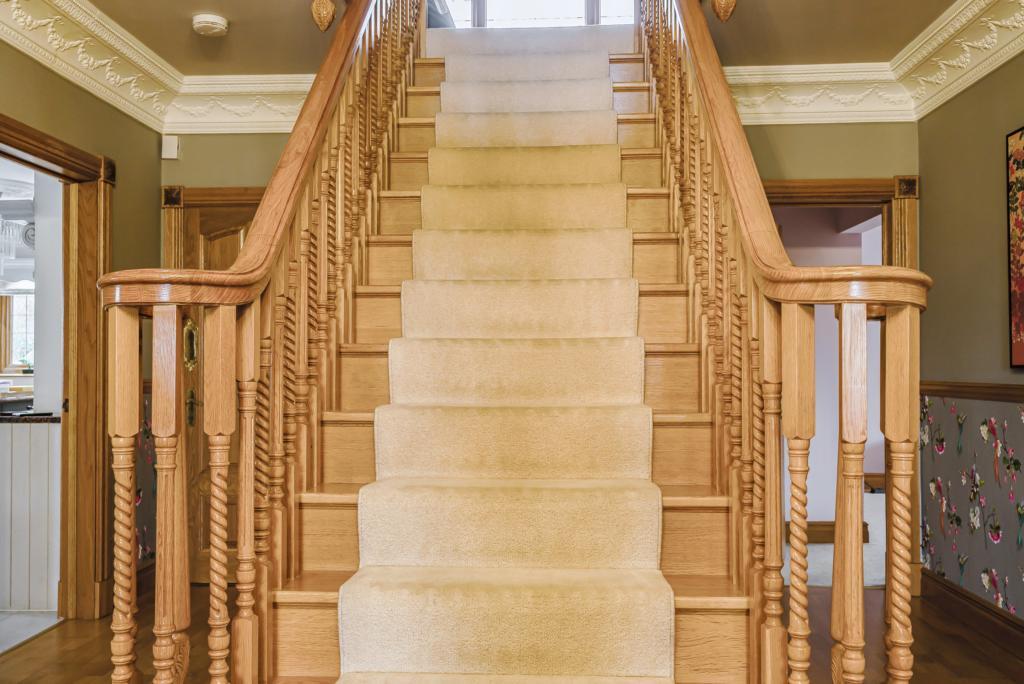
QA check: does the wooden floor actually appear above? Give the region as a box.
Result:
[801,587,1024,682]
[0,585,215,683]
[1,586,1020,682]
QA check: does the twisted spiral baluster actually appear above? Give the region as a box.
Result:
[207,434,232,683]
[787,438,811,683]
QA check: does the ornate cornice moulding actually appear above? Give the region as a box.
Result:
[727,0,1024,125]
[2,0,1024,131]
[0,0,310,134]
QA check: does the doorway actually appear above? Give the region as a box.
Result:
[765,176,921,590]
[0,112,115,627]
[0,156,64,652]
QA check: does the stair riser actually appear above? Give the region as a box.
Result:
[321,417,713,488]
[338,347,700,413]
[359,482,663,569]
[407,85,650,117]
[271,601,746,681]
[367,234,679,285]
[399,116,657,152]
[352,288,687,344]
[380,190,670,233]
[414,57,646,87]
[298,503,728,576]
[389,151,663,190]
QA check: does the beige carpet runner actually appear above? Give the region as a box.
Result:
[338,24,674,681]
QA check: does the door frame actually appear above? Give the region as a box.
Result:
[0,112,115,619]
[762,176,921,268]
[763,174,923,595]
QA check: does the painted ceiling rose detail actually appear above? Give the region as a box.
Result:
[311,0,336,32]
[712,0,736,22]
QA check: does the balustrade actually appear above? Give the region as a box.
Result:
[99,0,424,680]
[97,0,928,680]
[640,1,930,681]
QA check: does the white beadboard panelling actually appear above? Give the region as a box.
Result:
[9,425,29,610]
[0,423,60,611]
[0,424,10,608]
[29,424,49,609]
[48,424,61,611]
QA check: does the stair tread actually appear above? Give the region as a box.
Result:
[409,81,652,93]
[391,147,662,161]
[339,342,699,353]
[414,53,646,64]
[381,186,668,197]
[322,409,712,424]
[298,482,724,507]
[340,674,673,683]
[355,282,687,294]
[275,570,747,609]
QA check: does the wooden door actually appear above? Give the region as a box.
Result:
[162,187,262,582]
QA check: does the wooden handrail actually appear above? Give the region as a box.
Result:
[98,0,376,307]
[676,0,931,308]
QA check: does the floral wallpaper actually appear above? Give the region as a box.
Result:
[921,395,1024,615]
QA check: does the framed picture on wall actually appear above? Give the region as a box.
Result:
[1009,125,1024,367]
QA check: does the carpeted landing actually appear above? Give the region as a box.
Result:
[338,23,675,681]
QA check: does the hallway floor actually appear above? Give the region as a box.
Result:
[0,611,60,654]
[0,584,1020,681]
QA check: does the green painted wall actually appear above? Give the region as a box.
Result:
[745,123,919,180]
[0,42,161,271]
[161,134,289,188]
[918,52,1024,383]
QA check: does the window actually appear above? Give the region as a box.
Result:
[601,0,635,24]
[441,0,473,27]
[487,0,585,28]
[10,294,33,367]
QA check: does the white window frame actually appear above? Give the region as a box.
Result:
[461,0,634,27]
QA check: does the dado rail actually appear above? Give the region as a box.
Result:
[97,0,929,682]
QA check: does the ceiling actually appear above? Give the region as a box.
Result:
[703,0,956,66]
[91,0,346,75]
[86,1,960,75]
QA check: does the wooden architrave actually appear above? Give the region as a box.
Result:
[161,187,265,270]
[763,176,920,270]
[0,112,117,620]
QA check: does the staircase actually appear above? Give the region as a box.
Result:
[273,21,746,683]
[99,1,930,683]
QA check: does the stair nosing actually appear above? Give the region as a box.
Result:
[272,570,749,610]
[408,81,650,96]
[322,409,712,425]
[338,341,699,354]
[381,186,666,199]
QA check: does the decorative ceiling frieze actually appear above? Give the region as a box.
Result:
[0,0,312,133]
[729,0,1024,124]
[1,0,1024,131]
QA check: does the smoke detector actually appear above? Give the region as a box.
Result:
[193,13,229,37]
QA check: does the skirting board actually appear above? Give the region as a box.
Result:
[921,569,1024,658]
[786,520,869,544]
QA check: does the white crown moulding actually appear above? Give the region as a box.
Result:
[1,0,1024,131]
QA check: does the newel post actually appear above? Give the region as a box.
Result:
[782,303,815,683]
[832,303,868,683]
[151,306,190,682]
[107,306,141,684]
[759,297,786,684]
[883,305,919,682]
[233,302,260,682]
[204,305,237,684]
